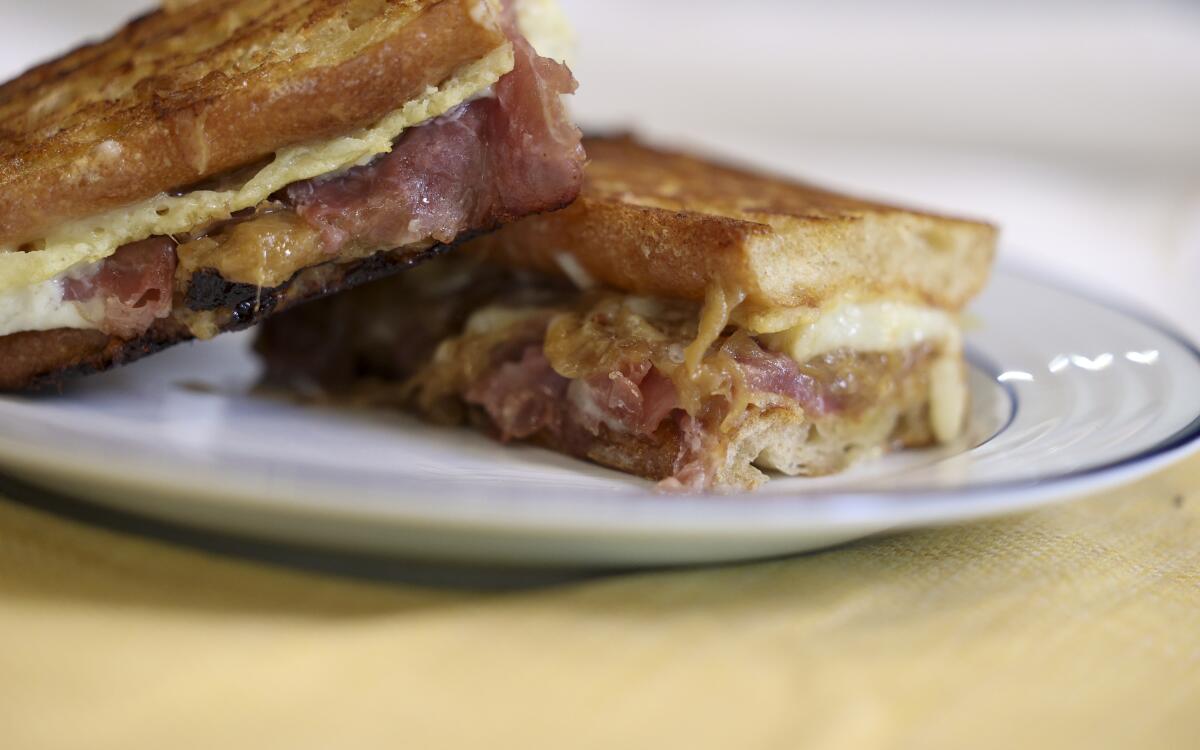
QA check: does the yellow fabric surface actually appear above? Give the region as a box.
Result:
[0,456,1198,750]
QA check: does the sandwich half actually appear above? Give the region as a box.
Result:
[0,0,584,389]
[257,136,996,491]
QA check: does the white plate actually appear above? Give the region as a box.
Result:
[0,268,1197,567]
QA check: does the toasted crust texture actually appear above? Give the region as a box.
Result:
[469,136,998,315]
[0,0,507,245]
[0,242,453,390]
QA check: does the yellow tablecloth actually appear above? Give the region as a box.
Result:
[1,456,1198,750]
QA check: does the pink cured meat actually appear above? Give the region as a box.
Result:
[286,22,585,255]
[465,345,570,441]
[568,362,682,437]
[63,237,176,338]
[70,13,584,341]
[467,334,841,459]
[637,368,681,432]
[464,334,849,489]
[723,337,833,416]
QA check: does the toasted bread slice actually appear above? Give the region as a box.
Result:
[254,254,954,491]
[0,0,584,390]
[256,137,994,490]
[0,0,511,248]
[469,135,997,324]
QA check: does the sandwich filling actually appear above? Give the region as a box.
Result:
[0,0,582,343]
[257,259,967,491]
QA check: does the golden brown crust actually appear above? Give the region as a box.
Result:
[469,135,998,313]
[0,242,453,391]
[0,321,200,392]
[0,0,507,244]
[570,424,681,483]
[0,329,116,391]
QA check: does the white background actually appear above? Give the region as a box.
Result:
[2,0,1198,336]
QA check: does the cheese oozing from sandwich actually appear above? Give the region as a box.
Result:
[252,251,976,490]
[0,274,95,335]
[679,282,967,444]
[759,301,966,443]
[442,293,968,446]
[0,46,514,295]
[0,0,578,346]
[0,0,573,297]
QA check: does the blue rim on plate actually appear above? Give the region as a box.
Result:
[893,268,1200,498]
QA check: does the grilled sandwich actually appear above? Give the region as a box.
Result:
[257,136,997,491]
[0,0,584,389]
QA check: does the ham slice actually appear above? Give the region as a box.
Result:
[567,362,681,437]
[465,345,570,441]
[61,17,584,342]
[722,335,833,416]
[452,328,856,488]
[63,237,176,339]
[286,17,585,255]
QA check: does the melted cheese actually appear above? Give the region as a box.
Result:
[0,274,98,337]
[760,301,966,443]
[516,0,576,64]
[929,353,968,444]
[0,45,515,295]
[464,305,547,336]
[761,302,960,364]
[684,283,745,372]
[554,252,596,290]
[432,285,970,448]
